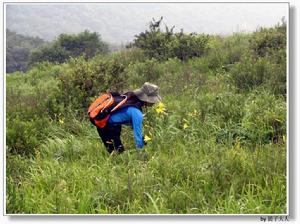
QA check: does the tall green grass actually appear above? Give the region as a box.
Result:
[6,25,286,214]
[6,90,286,214]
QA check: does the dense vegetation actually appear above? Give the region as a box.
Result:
[6,19,287,214]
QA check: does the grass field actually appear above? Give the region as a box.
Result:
[6,23,287,214]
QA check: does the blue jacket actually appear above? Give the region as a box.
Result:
[108,106,144,149]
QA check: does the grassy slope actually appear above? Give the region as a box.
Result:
[6,121,286,214]
[6,65,286,214]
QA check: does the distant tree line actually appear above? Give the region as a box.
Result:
[7,17,286,78]
[6,29,45,73]
[6,30,109,73]
[29,30,109,66]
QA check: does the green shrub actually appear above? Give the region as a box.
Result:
[129,17,209,61]
[204,36,227,70]
[229,56,276,92]
[167,33,209,61]
[215,122,248,145]
[250,24,286,58]
[6,117,50,156]
[263,48,286,95]
[57,55,128,117]
[242,90,286,143]
[195,92,245,124]
[6,65,62,156]
[125,58,163,88]
[116,48,147,65]
[229,54,286,95]
[222,33,250,64]
[186,57,210,74]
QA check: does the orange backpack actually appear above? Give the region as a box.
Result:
[88,92,128,128]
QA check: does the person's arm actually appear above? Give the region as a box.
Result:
[130,108,144,149]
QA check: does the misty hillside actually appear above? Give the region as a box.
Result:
[6,29,46,73]
[6,3,286,44]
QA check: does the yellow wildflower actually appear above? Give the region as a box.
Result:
[59,118,64,124]
[144,135,152,142]
[155,102,167,114]
[183,123,189,129]
[188,109,198,117]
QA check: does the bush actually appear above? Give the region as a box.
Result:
[57,54,130,117]
[129,17,209,61]
[125,58,163,87]
[222,33,250,64]
[210,92,246,123]
[6,117,50,156]
[167,33,209,61]
[203,36,227,71]
[263,48,286,95]
[229,55,286,95]
[229,56,273,92]
[29,43,69,65]
[6,63,62,120]
[6,63,64,156]
[192,34,250,73]
[241,90,286,143]
[250,24,286,58]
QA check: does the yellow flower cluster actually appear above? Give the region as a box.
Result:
[184,109,199,129]
[183,123,189,129]
[183,118,189,129]
[144,135,152,142]
[188,109,198,117]
[155,102,167,114]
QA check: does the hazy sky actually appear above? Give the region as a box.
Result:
[6,2,288,43]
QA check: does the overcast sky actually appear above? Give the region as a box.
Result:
[6,2,288,43]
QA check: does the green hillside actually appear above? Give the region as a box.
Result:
[6,29,46,73]
[6,20,287,214]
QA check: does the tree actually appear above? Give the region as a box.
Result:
[28,30,109,66]
[57,30,109,58]
[6,29,45,73]
[128,17,171,60]
[29,43,69,65]
[128,17,209,61]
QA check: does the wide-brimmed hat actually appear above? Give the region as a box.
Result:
[133,82,162,104]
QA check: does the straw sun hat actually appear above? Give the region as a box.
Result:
[133,82,162,104]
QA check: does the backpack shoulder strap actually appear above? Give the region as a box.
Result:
[122,92,143,111]
[111,94,128,112]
